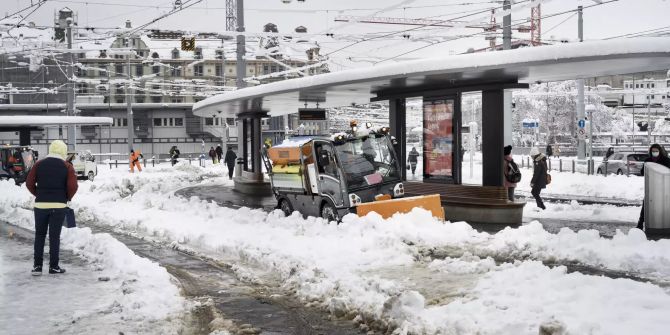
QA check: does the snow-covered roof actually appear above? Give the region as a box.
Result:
[194,38,670,118]
[0,115,112,126]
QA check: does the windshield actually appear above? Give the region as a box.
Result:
[334,135,400,190]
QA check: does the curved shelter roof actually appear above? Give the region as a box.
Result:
[194,38,670,118]
[0,116,113,127]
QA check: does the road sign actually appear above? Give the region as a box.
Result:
[578,119,586,128]
[577,128,586,140]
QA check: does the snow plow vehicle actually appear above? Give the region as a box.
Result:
[0,145,36,185]
[262,125,444,221]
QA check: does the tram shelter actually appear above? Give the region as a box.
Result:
[194,38,670,224]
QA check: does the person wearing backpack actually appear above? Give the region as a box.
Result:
[503,145,521,202]
[529,147,548,210]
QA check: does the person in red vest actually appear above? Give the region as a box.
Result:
[129,149,143,173]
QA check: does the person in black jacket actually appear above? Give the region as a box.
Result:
[215,144,223,164]
[25,140,78,275]
[223,147,237,179]
[545,144,553,158]
[529,147,548,210]
[208,147,217,164]
[637,144,670,229]
[169,146,180,166]
[407,147,420,175]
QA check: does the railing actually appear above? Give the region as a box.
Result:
[519,156,641,177]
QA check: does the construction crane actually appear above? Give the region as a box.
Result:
[333,4,541,51]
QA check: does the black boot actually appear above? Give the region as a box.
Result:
[31,265,42,276]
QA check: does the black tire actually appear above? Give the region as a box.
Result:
[279,198,293,217]
[320,201,339,222]
[616,169,623,175]
[597,168,603,175]
[88,171,95,181]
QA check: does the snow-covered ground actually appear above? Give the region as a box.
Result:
[0,187,188,334]
[1,163,669,334]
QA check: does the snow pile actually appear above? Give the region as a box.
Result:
[2,166,670,334]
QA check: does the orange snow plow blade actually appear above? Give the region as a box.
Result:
[356,194,445,221]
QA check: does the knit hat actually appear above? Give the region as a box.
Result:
[48,140,68,159]
[529,147,540,157]
[504,145,512,156]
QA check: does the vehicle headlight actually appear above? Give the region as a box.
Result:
[393,183,404,197]
[349,193,362,207]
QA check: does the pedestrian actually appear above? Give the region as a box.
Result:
[208,147,217,164]
[129,149,143,173]
[529,147,548,210]
[605,147,615,159]
[554,145,561,159]
[545,144,553,158]
[637,143,670,230]
[25,140,78,275]
[503,145,521,202]
[224,147,237,180]
[169,146,180,166]
[215,144,223,164]
[407,147,420,175]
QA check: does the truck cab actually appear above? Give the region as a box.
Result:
[66,151,98,181]
[0,146,36,185]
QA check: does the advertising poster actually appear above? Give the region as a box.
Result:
[423,98,454,180]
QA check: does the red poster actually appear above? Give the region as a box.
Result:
[423,99,453,179]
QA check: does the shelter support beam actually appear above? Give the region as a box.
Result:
[481,89,505,187]
[233,110,271,195]
[389,98,407,181]
[19,129,31,146]
[503,90,513,146]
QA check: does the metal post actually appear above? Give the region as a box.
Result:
[559,159,562,172]
[548,158,551,171]
[66,19,76,151]
[126,55,134,153]
[647,95,652,145]
[236,0,246,90]
[572,159,575,173]
[502,0,512,50]
[576,6,585,160]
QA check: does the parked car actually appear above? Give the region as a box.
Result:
[66,151,97,181]
[0,145,36,185]
[597,152,648,176]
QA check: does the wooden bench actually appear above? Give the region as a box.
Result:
[403,182,525,224]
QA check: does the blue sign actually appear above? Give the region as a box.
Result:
[578,119,586,128]
[522,121,539,128]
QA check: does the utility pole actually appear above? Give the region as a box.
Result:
[502,0,512,50]
[502,0,513,147]
[236,0,246,173]
[66,17,76,151]
[647,94,652,145]
[126,52,134,153]
[576,5,586,160]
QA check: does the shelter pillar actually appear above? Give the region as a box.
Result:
[503,90,513,146]
[481,89,505,187]
[389,98,407,180]
[19,129,31,146]
[234,109,271,195]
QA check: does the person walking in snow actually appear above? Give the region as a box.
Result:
[407,147,420,175]
[169,146,180,166]
[208,147,217,164]
[215,144,223,164]
[129,149,143,173]
[25,140,78,275]
[224,147,237,180]
[637,143,670,230]
[503,145,521,202]
[545,144,553,157]
[529,147,548,210]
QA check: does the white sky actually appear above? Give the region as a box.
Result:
[5,0,670,69]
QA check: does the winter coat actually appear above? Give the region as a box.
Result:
[208,149,217,158]
[408,150,419,163]
[530,153,548,189]
[215,146,223,158]
[224,149,237,166]
[641,145,670,176]
[545,145,553,157]
[503,155,518,188]
[130,151,142,164]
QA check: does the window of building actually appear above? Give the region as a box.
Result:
[226,118,235,126]
[77,83,88,94]
[115,64,124,76]
[113,118,128,127]
[152,52,159,59]
[270,65,277,73]
[171,65,181,77]
[152,96,162,103]
[152,65,160,75]
[175,118,183,127]
[194,47,203,59]
[205,118,214,126]
[215,64,222,76]
[172,48,180,59]
[153,118,162,127]
[135,96,145,103]
[194,64,203,77]
[651,95,655,99]
[136,64,143,76]
[652,83,655,88]
[171,98,183,103]
[263,65,269,74]
[116,97,125,103]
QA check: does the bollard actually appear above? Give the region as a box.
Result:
[548,159,552,171]
[143,159,146,167]
[188,158,192,165]
[115,160,118,168]
[152,159,155,168]
[604,161,608,177]
[572,160,575,174]
[109,162,112,170]
[627,161,630,176]
[521,158,524,168]
[559,159,562,172]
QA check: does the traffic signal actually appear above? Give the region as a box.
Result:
[181,37,195,51]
